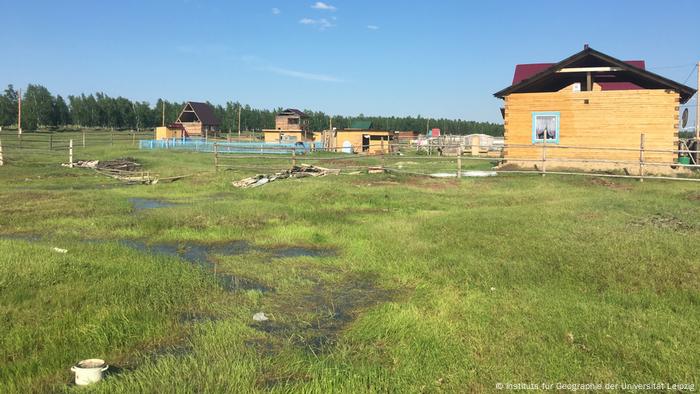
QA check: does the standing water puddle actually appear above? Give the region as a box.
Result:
[119,240,335,292]
[120,240,273,292]
[3,234,333,293]
[129,198,179,211]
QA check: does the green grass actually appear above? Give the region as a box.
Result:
[0,139,698,392]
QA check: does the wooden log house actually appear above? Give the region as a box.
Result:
[494,46,696,173]
[263,109,310,143]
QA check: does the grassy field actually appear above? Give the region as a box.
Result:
[0,134,698,392]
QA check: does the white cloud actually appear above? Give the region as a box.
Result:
[311,1,336,11]
[271,7,281,15]
[298,17,334,30]
[367,25,379,30]
[267,66,342,82]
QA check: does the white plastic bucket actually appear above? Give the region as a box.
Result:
[71,359,108,385]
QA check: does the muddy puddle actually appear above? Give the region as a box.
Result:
[129,197,179,211]
[3,234,333,294]
[249,272,395,358]
[118,239,334,293]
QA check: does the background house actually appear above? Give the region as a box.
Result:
[263,109,310,143]
[334,120,392,154]
[494,46,696,173]
[174,102,220,138]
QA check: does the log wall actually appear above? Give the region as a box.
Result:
[503,88,680,170]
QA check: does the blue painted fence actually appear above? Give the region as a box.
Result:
[139,138,324,154]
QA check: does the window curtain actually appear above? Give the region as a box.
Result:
[535,115,557,140]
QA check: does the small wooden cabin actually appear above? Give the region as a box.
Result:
[263,109,310,143]
[175,102,221,138]
[334,120,392,154]
[494,46,696,173]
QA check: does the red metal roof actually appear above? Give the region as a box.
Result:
[512,60,646,91]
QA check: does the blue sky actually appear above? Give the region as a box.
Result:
[1,0,698,123]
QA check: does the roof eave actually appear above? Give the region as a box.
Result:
[493,47,697,103]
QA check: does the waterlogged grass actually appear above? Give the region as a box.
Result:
[0,143,698,392]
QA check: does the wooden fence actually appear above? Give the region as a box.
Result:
[212,138,700,182]
[0,130,154,166]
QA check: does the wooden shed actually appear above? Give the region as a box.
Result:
[494,46,696,173]
[263,109,310,143]
[334,120,392,154]
[175,102,221,138]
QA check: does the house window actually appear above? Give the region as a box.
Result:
[532,112,560,143]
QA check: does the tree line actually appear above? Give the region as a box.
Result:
[0,84,504,136]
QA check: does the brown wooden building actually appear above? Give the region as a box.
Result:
[263,109,310,142]
[175,102,221,138]
[494,46,696,173]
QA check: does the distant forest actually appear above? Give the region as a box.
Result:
[0,84,504,136]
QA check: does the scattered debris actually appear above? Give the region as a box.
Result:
[367,166,385,174]
[64,158,159,184]
[253,312,269,322]
[232,165,340,188]
[65,158,142,172]
[52,247,68,254]
[430,171,497,178]
[490,287,496,292]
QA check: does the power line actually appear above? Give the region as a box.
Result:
[647,63,696,70]
[680,63,698,86]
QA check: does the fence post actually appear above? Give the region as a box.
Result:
[541,138,547,177]
[381,139,386,167]
[132,132,136,146]
[214,143,219,172]
[69,139,73,168]
[49,133,53,150]
[0,136,3,166]
[82,130,86,147]
[639,133,645,182]
[110,132,114,146]
[292,148,297,167]
[457,146,462,178]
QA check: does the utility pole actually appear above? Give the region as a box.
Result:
[18,88,22,135]
[161,100,165,127]
[696,61,699,141]
[237,105,241,138]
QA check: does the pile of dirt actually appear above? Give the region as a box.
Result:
[232,164,340,188]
